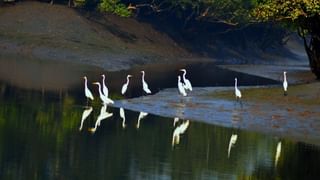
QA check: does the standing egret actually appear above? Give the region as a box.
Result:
[92,82,114,104]
[120,107,126,128]
[234,78,242,100]
[121,75,132,95]
[79,106,93,131]
[180,69,192,91]
[283,71,288,96]
[101,74,109,97]
[83,76,94,105]
[227,134,238,158]
[141,71,151,94]
[178,76,187,96]
[137,111,148,129]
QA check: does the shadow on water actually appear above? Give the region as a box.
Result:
[0,57,278,100]
[0,89,320,179]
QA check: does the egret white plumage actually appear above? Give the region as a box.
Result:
[101,74,109,97]
[121,75,132,95]
[227,134,238,158]
[120,107,126,128]
[180,69,192,91]
[83,76,94,104]
[79,106,93,131]
[178,76,187,96]
[234,78,242,99]
[141,71,151,94]
[93,82,114,104]
[283,71,288,96]
[173,117,179,127]
[137,111,148,129]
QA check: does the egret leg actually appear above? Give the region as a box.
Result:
[284,91,288,96]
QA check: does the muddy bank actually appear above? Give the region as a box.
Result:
[112,82,320,146]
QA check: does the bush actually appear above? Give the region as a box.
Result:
[99,0,132,17]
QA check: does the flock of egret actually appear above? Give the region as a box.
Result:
[81,69,288,153]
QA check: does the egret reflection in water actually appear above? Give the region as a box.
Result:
[120,107,126,128]
[136,111,148,129]
[227,134,238,158]
[88,105,113,133]
[275,141,282,167]
[172,120,190,147]
[79,106,93,131]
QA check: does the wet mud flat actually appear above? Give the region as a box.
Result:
[113,82,320,146]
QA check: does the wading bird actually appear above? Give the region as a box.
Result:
[234,78,242,100]
[101,74,109,97]
[83,76,94,105]
[173,117,179,127]
[227,134,238,158]
[121,75,132,95]
[180,69,192,91]
[93,82,114,104]
[79,106,93,131]
[283,71,288,96]
[141,71,151,94]
[178,76,187,96]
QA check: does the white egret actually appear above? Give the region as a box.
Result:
[141,71,151,94]
[172,120,190,147]
[283,71,288,96]
[180,69,192,91]
[234,78,242,100]
[83,76,94,104]
[88,105,113,133]
[178,76,187,96]
[121,75,132,95]
[227,134,238,158]
[137,111,148,129]
[101,74,109,97]
[92,82,114,104]
[79,106,93,131]
[120,107,126,128]
[275,141,282,167]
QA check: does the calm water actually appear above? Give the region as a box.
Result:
[1,58,320,179]
[1,83,320,180]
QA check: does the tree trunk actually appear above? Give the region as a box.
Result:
[303,35,320,79]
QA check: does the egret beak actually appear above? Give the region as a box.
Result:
[92,82,99,85]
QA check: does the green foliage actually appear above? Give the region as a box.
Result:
[252,0,320,34]
[99,0,132,17]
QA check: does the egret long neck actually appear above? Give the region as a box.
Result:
[284,73,287,82]
[84,78,88,89]
[142,72,145,82]
[235,79,237,89]
[97,84,103,96]
[126,76,130,85]
[102,76,106,87]
[183,71,186,80]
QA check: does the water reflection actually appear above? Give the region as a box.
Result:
[1,84,320,179]
[120,107,126,128]
[79,106,93,131]
[136,111,148,129]
[88,105,113,133]
[275,141,282,167]
[172,120,190,147]
[227,134,238,158]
